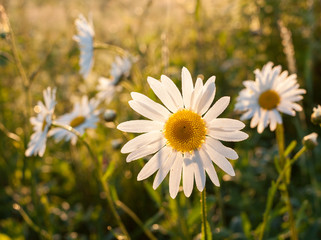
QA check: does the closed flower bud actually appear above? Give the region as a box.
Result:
[0,5,10,38]
[302,132,318,150]
[311,105,321,125]
[103,109,116,122]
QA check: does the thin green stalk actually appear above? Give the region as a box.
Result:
[51,122,131,240]
[201,188,208,240]
[13,203,51,240]
[116,200,157,240]
[275,124,298,240]
[93,42,128,57]
[258,146,307,240]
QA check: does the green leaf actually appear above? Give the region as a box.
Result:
[284,140,297,158]
[241,212,252,239]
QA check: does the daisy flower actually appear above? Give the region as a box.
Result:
[96,56,132,104]
[117,67,248,198]
[311,105,321,125]
[111,56,132,84]
[235,62,306,133]
[25,87,56,157]
[49,96,100,145]
[73,14,94,79]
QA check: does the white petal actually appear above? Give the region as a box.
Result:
[204,145,235,176]
[160,75,184,109]
[126,140,165,162]
[197,82,216,115]
[208,118,245,131]
[199,149,220,186]
[137,146,172,180]
[183,158,194,197]
[169,153,184,198]
[117,120,164,133]
[131,92,171,119]
[153,150,177,189]
[208,129,249,142]
[193,151,206,191]
[181,67,194,109]
[128,100,167,122]
[190,78,203,111]
[205,137,238,160]
[147,77,178,112]
[250,110,260,128]
[121,131,163,153]
[204,96,230,122]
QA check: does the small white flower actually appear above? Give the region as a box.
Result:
[73,14,94,79]
[117,67,248,198]
[49,96,100,145]
[111,56,132,84]
[302,132,318,149]
[235,62,306,133]
[96,77,117,104]
[25,87,57,157]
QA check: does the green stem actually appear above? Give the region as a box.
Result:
[51,122,131,240]
[201,188,208,240]
[115,200,157,240]
[93,42,128,57]
[275,124,298,240]
[13,203,51,240]
[258,146,306,240]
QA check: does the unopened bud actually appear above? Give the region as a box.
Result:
[111,139,122,150]
[311,105,321,125]
[103,109,116,122]
[302,132,318,150]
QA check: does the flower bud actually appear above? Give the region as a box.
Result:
[302,132,318,150]
[311,105,321,125]
[103,109,116,122]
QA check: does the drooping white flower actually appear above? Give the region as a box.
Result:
[25,87,57,157]
[235,62,306,133]
[96,56,132,104]
[111,56,132,84]
[73,14,94,79]
[117,67,248,198]
[49,96,100,145]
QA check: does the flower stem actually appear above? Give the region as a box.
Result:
[258,145,306,240]
[93,42,128,57]
[201,188,208,240]
[276,124,298,240]
[13,203,51,240]
[51,122,131,240]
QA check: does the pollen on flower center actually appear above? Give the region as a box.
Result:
[258,90,280,110]
[70,116,86,128]
[163,109,207,153]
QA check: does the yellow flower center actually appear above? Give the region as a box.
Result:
[163,109,207,153]
[70,116,86,128]
[258,90,280,110]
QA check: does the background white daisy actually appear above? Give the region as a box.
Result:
[25,87,56,157]
[118,67,248,198]
[73,14,94,79]
[235,62,306,133]
[49,96,100,145]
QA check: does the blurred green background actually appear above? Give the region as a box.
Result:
[0,0,321,239]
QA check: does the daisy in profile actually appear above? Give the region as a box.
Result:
[49,96,100,145]
[73,14,94,79]
[235,62,306,133]
[96,56,132,104]
[117,67,248,198]
[25,87,56,157]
